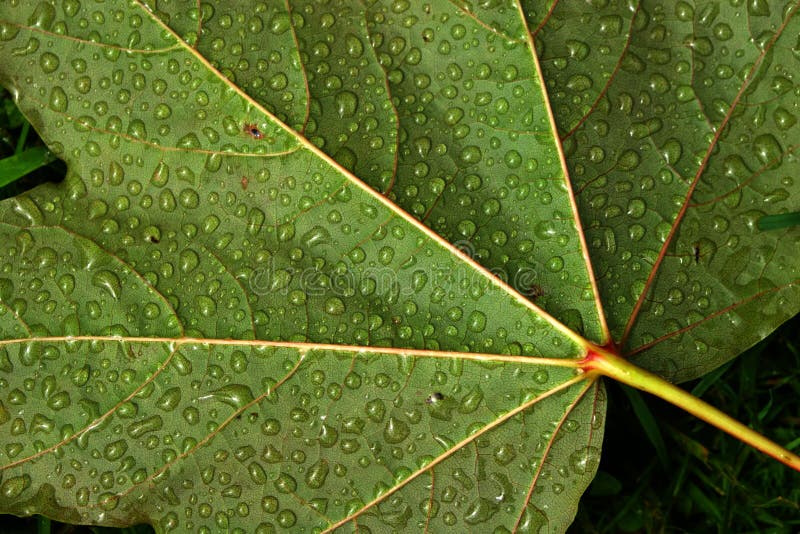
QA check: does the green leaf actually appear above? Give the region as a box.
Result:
[0,1,797,533]
[0,2,605,532]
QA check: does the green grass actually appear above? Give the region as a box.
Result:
[571,315,800,533]
[1,90,798,534]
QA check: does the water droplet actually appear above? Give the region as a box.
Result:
[39,51,59,73]
[0,475,30,499]
[305,459,329,489]
[772,107,797,130]
[752,133,782,168]
[156,387,182,411]
[334,91,358,118]
[383,416,409,444]
[277,222,295,242]
[103,439,129,461]
[201,384,254,410]
[616,149,640,170]
[747,0,770,16]
[569,446,600,474]
[127,415,163,438]
[47,391,71,410]
[459,385,484,413]
[324,297,345,316]
[459,145,482,164]
[365,399,385,423]
[467,310,486,333]
[154,103,172,119]
[269,12,290,34]
[28,2,56,30]
[91,270,121,299]
[274,473,297,494]
[48,86,68,112]
[463,497,499,525]
[302,226,331,247]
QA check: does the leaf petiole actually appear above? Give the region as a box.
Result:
[581,347,800,472]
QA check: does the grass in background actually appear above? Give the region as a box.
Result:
[1,91,798,534]
[572,313,800,533]
[0,90,64,197]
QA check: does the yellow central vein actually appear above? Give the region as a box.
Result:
[0,335,585,367]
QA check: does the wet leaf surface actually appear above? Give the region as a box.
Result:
[0,1,797,532]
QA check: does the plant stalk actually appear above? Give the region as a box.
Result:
[583,347,800,472]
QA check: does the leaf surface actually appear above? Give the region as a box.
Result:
[528,0,800,381]
[0,1,606,531]
[0,0,798,532]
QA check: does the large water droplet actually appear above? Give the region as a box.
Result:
[91,270,121,300]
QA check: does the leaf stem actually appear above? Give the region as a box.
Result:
[582,347,800,472]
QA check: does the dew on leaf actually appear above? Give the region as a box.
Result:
[752,133,782,168]
[127,415,163,438]
[201,384,255,410]
[463,497,499,525]
[335,91,358,118]
[48,86,68,112]
[91,270,122,300]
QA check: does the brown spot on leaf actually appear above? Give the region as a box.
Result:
[243,122,263,140]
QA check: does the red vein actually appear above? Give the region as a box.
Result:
[447,1,526,43]
[192,0,203,48]
[562,2,641,141]
[360,3,401,195]
[284,0,312,134]
[513,379,595,531]
[619,3,800,350]
[530,0,560,38]
[625,280,800,358]
[321,373,590,533]
[203,245,257,338]
[689,142,800,208]
[423,470,435,533]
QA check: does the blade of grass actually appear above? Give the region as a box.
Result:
[599,463,655,534]
[758,211,800,231]
[619,384,670,469]
[691,360,734,397]
[36,516,51,534]
[0,146,56,188]
[687,482,723,523]
[14,120,29,154]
